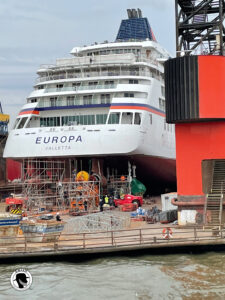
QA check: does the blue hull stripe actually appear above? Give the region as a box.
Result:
[19,103,164,116]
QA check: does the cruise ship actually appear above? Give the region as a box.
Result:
[4,9,176,189]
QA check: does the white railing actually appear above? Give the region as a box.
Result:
[38,98,111,108]
[36,70,152,83]
[44,84,115,93]
[56,53,136,66]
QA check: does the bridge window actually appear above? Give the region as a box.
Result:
[17,117,28,129]
[108,113,120,124]
[121,112,133,124]
[134,113,141,125]
[13,118,21,129]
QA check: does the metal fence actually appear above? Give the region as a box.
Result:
[0,225,225,256]
[63,211,130,234]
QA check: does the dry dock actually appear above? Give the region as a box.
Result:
[1,224,225,263]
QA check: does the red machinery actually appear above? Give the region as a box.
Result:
[114,194,143,207]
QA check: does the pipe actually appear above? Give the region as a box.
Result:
[171,198,204,207]
[171,198,225,207]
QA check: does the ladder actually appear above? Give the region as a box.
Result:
[204,160,224,226]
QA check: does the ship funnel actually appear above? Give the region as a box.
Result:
[116,9,156,42]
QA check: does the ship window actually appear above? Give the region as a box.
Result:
[96,114,107,124]
[130,68,139,76]
[30,98,37,103]
[72,82,81,90]
[149,114,152,124]
[124,93,134,98]
[72,82,81,87]
[13,118,21,129]
[159,98,165,112]
[69,116,78,125]
[83,95,93,105]
[50,97,57,107]
[105,81,114,85]
[26,117,32,128]
[38,85,44,90]
[134,113,141,125]
[161,86,165,97]
[67,96,75,106]
[129,80,138,84]
[108,113,120,124]
[17,117,28,129]
[56,84,63,89]
[40,117,60,127]
[113,49,120,54]
[121,112,133,124]
[101,94,110,104]
[88,81,98,86]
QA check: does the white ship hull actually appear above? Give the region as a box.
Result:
[5,117,175,159]
[4,9,176,187]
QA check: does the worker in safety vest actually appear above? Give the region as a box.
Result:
[104,195,109,204]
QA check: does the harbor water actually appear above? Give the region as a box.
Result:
[0,252,225,299]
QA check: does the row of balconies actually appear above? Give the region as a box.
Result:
[36,70,154,83]
[44,84,115,93]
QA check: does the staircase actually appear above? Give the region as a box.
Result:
[205,160,225,226]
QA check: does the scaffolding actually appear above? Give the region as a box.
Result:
[59,180,100,212]
[106,161,133,197]
[107,176,131,198]
[22,159,65,210]
[63,211,130,234]
[176,0,225,56]
[20,158,137,213]
[21,159,100,212]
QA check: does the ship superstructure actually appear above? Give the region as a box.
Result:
[4,9,176,188]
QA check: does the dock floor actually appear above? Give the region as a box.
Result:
[1,223,225,262]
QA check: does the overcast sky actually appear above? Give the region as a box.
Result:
[0,0,175,127]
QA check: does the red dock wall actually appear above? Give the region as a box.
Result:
[199,56,225,119]
[176,121,225,196]
[6,159,22,181]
